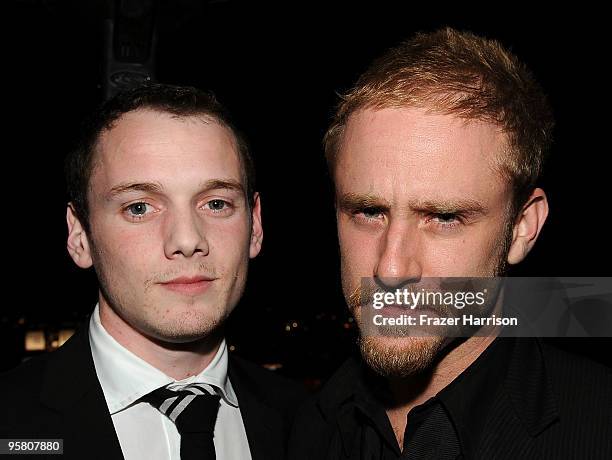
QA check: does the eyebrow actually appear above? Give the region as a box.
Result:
[106,178,245,201]
[337,193,391,212]
[409,198,487,216]
[337,193,487,216]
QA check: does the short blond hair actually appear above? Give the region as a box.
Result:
[324,27,554,218]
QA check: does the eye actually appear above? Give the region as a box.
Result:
[124,202,154,220]
[428,213,463,228]
[356,207,385,220]
[348,206,387,228]
[204,199,232,213]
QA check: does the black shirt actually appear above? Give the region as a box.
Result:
[307,338,510,459]
[288,337,612,459]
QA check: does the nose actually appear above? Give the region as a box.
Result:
[374,218,422,290]
[163,208,209,259]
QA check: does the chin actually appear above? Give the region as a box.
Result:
[143,310,225,344]
[358,334,447,378]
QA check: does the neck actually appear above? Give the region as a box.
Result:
[385,334,497,448]
[98,298,223,380]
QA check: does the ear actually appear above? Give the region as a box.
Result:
[249,192,263,259]
[66,203,94,268]
[507,188,549,265]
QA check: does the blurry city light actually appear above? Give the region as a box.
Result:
[25,330,45,351]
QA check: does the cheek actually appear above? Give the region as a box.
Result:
[93,225,158,275]
[209,217,250,239]
[206,220,251,266]
[424,226,504,275]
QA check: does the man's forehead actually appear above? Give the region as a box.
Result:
[335,107,509,206]
[97,109,236,157]
[91,109,243,186]
[340,107,506,162]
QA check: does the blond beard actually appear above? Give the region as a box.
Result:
[358,334,448,378]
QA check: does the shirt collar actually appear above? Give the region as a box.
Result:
[89,303,238,415]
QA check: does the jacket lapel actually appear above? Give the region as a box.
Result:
[228,357,286,460]
[39,323,124,460]
[442,337,560,458]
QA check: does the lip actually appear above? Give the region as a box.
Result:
[159,276,215,295]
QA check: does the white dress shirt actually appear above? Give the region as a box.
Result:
[89,304,252,460]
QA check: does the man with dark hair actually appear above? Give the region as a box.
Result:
[289,28,611,459]
[0,84,304,460]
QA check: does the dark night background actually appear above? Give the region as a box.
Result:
[2,1,610,383]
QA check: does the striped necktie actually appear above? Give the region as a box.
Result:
[142,383,221,460]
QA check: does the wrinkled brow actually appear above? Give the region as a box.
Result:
[337,193,390,212]
[408,198,487,216]
[337,193,487,216]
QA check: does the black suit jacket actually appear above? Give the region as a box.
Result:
[288,338,612,459]
[0,323,306,460]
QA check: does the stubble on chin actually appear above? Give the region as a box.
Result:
[357,334,446,378]
[146,310,223,344]
[347,284,439,377]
